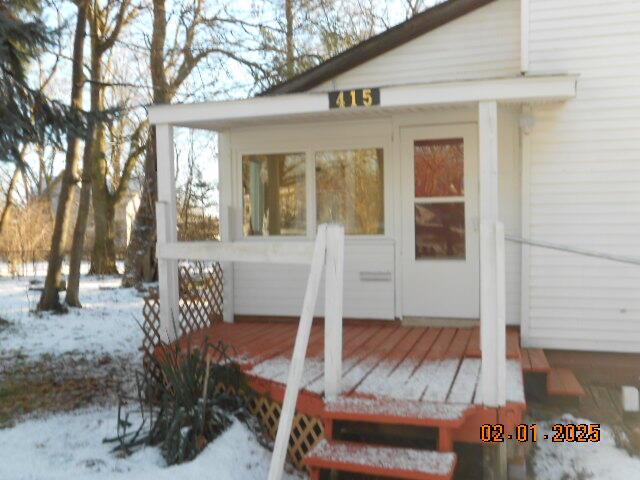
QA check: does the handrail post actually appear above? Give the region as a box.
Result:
[495,221,507,405]
[155,123,179,342]
[324,224,345,399]
[267,225,328,480]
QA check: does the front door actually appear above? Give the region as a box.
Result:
[401,124,479,319]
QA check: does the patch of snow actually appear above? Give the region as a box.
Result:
[0,408,302,480]
[533,415,640,480]
[0,273,145,359]
[447,358,481,404]
[325,396,470,421]
[506,359,526,404]
[308,439,455,475]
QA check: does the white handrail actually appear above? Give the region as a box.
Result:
[156,240,315,264]
[156,222,345,480]
[267,225,328,480]
[324,225,345,399]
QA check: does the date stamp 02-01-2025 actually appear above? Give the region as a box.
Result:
[481,423,601,443]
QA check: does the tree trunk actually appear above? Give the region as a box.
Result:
[38,2,86,311]
[65,134,93,307]
[123,0,167,286]
[285,0,295,78]
[122,131,157,286]
[0,166,20,235]
[89,118,119,275]
[89,195,117,275]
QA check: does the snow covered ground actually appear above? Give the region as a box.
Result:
[2,270,639,479]
[533,415,640,480]
[0,271,146,359]
[0,408,302,480]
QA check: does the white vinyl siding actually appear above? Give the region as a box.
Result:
[234,242,395,319]
[523,0,640,351]
[498,108,522,325]
[311,0,520,92]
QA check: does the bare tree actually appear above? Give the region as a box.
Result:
[0,166,21,235]
[84,0,140,275]
[124,0,250,286]
[38,0,88,311]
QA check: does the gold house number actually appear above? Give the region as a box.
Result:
[329,88,380,109]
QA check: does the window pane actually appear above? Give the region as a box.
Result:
[315,148,384,235]
[242,153,306,236]
[414,138,464,197]
[415,203,465,259]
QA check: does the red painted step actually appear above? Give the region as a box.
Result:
[547,368,586,397]
[305,440,457,480]
[521,348,551,373]
[324,396,474,428]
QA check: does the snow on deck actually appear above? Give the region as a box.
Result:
[190,322,526,408]
[325,396,470,421]
[307,439,456,476]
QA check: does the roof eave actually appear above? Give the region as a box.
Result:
[262,0,496,95]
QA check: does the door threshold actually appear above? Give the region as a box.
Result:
[401,316,479,328]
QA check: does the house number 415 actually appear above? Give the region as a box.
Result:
[329,88,380,109]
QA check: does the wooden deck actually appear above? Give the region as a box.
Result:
[180,321,526,445]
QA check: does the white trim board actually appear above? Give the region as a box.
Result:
[148,75,577,129]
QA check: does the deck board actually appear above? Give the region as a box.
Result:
[525,348,551,373]
[447,358,481,404]
[423,359,461,402]
[356,328,424,396]
[343,327,411,394]
[310,326,395,393]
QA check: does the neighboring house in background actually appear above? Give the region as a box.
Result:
[45,175,140,254]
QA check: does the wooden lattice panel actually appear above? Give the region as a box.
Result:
[214,384,324,470]
[141,261,224,392]
[178,262,223,335]
[247,395,324,469]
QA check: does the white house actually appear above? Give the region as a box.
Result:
[150,0,640,357]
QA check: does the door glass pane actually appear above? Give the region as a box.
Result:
[315,148,384,235]
[242,153,306,236]
[415,203,465,259]
[414,138,464,198]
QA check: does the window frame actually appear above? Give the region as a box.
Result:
[412,137,467,261]
[235,136,391,241]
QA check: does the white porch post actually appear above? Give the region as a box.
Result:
[324,224,344,398]
[155,124,180,342]
[478,101,507,407]
[218,132,234,323]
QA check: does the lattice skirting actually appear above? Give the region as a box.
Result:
[216,383,324,470]
[142,260,223,392]
[250,395,324,469]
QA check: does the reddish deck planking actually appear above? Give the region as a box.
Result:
[175,321,527,443]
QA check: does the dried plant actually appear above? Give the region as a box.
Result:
[106,338,260,465]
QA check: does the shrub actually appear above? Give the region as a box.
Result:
[107,339,258,465]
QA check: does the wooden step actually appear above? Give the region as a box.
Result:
[465,327,521,360]
[521,348,551,373]
[547,368,586,398]
[305,440,457,480]
[324,396,473,428]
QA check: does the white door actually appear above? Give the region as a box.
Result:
[401,124,479,319]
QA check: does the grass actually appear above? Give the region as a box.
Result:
[0,353,134,428]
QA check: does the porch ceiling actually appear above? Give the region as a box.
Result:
[148,74,578,131]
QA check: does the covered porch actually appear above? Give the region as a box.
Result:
[149,74,577,479]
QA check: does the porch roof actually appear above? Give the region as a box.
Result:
[148,74,578,130]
